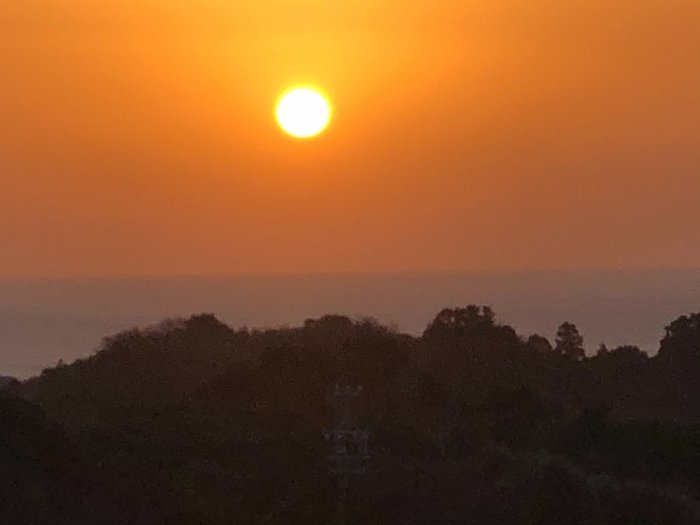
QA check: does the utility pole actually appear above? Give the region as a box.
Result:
[324,380,369,524]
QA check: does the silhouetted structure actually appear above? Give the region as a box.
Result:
[325,379,369,524]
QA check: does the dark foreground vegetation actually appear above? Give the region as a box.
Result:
[4,306,700,523]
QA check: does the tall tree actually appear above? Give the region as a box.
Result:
[555,322,585,360]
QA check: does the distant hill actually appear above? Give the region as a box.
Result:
[9,307,700,523]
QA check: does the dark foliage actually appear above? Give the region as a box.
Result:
[555,321,585,360]
[4,306,700,523]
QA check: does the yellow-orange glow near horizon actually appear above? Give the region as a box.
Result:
[275,88,332,139]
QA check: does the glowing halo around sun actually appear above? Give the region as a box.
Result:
[275,87,332,139]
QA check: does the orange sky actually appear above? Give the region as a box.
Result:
[1,0,699,277]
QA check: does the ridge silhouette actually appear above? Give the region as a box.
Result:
[3,306,700,523]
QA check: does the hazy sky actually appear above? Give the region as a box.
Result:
[2,1,699,277]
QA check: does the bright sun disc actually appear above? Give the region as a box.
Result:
[276,87,332,139]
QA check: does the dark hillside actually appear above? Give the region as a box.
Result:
[7,306,700,523]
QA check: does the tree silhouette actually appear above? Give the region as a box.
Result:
[555,322,585,360]
[8,308,700,523]
[423,305,496,340]
[658,313,700,366]
[527,334,554,354]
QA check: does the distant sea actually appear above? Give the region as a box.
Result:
[2,269,700,379]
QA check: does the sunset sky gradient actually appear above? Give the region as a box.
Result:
[2,0,699,277]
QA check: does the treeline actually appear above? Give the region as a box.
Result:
[4,307,700,523]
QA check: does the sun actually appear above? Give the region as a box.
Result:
[275,87,332,139]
